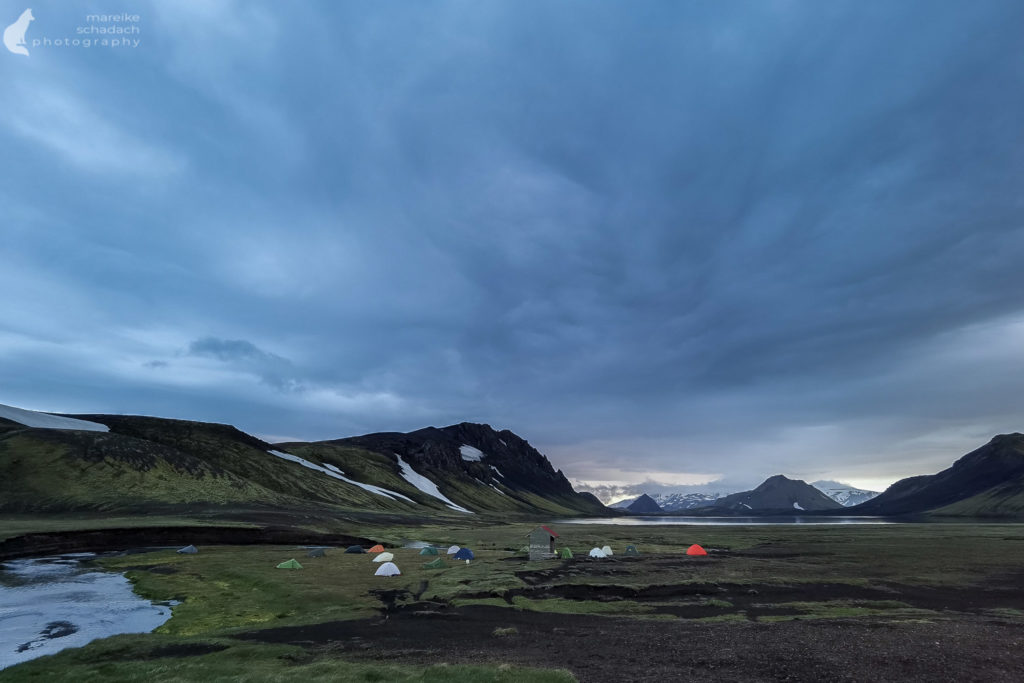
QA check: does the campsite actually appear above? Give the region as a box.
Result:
[3,518,1024,682]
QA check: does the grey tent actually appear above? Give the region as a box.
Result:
[344,545,366,554]
[176,545,198,554]
[625,545,639,556]
[375,561,401,577]
[307,548,326,558]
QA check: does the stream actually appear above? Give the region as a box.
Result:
[0,553,172,670]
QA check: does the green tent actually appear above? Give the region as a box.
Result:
[419,546,439,556]
[625,545,639,556]
[559,547,573,559]
[517,545,530,554]
[422,558,447,570]
[276,559,303,569]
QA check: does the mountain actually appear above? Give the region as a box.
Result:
[811,480,880,507]
[0,403,605,517]
[625,493,663,513]
[712,475,844,512]
[611,492,724,511]
[309,421,606,515]
[653,492,723,511]
[848,433,1024,517]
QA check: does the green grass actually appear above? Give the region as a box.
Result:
[0,637,575,682]
[8,520,1024,680]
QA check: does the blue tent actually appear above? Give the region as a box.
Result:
[453,547,474,561]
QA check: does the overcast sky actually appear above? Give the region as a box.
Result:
[2,1,1023,496]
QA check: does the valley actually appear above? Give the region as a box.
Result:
[3,522,1024,682]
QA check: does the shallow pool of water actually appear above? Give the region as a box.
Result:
[0,554,172,670]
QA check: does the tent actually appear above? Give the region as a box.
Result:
[372,552,395,563]
[559,547,574,559]
[419,546,439,556]
[344,545,366,554]
[446,545,461,555]
[176,545,198,554]
[625,545,639,556]
[276,559,303,569]
[453,547,474,561]
[368,544,386,553]
[686,544,708,556]
[588,547,607,558]
[518,545,530,554]
[423,558,447,570]
[601,545,614,556]
[374,561,401,577]
[307,548,326,558]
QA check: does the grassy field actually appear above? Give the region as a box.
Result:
[3,521,1024,681]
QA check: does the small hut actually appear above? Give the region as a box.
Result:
[527,525,559,561]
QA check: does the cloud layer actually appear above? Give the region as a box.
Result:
[2,1,1023,490]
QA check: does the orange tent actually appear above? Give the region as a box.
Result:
[686,544,708,556]
[368,544,385,553]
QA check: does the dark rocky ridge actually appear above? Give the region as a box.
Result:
[626,493,664,514]
[849,433,1024,516]
[328,422,606,512]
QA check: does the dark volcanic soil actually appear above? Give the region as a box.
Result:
[238,603,1024,682]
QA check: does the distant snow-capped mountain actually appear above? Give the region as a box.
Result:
[611,491,723,512]
[811,480,880,507]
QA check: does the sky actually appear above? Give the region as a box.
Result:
[2,1,1024,500]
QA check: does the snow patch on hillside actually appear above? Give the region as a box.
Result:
[793,502,804,511]
[490,484,506,496]
[268,450,413,502]
[490,466,504,478]
[459,445,484,462]
[0,403,109,432]
[395,455,473,513]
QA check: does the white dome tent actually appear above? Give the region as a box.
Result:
[374,562,401,577]
[372,552,395,563]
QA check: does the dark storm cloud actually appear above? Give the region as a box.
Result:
[2,0,1024,489]
[187,337,298,390]
[188,338,285,365]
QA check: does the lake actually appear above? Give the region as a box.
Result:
[555,516,901,525]
[0,553,173,670]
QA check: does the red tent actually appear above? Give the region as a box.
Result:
[686,544,708,556]
[368,544,385,553]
